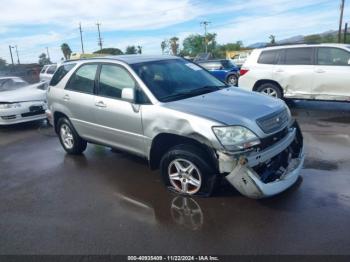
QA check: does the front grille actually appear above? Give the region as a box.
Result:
[21,110,45,118]
[258,127,289,151]
[256,109,289,134]
[1,115,16,120]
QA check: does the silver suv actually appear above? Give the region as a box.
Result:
[47,55,304,198]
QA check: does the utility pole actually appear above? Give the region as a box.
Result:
[200,21,211,54]
[15,45,20,64]
[79,23,85,54]
[338,0,345,43]
[96,22,103,51]
[46,47,50,62]
[344,22,348,43]
[8,45,14,66]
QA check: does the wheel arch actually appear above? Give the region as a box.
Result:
[149,133,218,172]
[253,79,283,96]
[53,111,69,134]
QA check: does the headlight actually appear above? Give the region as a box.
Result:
[0,103,22,109]
[212,126,260,151]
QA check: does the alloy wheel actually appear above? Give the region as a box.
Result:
[60,124,74,149]
[168,159,202,195]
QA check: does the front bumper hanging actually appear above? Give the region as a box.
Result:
[224,121,304,199]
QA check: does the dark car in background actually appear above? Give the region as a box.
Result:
[197,59,240,86]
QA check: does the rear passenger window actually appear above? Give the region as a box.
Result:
[285,48,313,65]
[66,64,98,94]
[258,50,279,64]
[98,64,136,99]
[50,63,76,86]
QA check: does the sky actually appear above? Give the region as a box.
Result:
[0,0,349,64]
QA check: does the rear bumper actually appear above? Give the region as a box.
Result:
[222,121,304,198]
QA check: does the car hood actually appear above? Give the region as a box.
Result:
[162,88,286,126]
[0,83,46,103]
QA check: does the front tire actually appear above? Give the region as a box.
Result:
[57,117,87,154]
[160,144,217,197]
[256,82,282,99]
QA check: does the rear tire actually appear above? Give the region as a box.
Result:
[227,74,238,86]
[256,82,282,99]
[160,144,218,197]
[57,117,87,154]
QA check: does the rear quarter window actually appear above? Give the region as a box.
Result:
[257,50,280,64]
[46,65,57,74]
[50,63,76,86]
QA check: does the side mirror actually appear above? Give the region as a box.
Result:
[121,88,135,103]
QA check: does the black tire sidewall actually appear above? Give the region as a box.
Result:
[227,74,238,86]
[257,83,282,99]
[160,145,217,197]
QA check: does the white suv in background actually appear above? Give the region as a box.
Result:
[40,64,57,83]
[239,44,350,101]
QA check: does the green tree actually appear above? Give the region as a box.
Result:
[137,45,142,54]
[304,34,323,43]
[38,53,51,66]
[0,58,6,69]
[94,48,123,55]
[125,46,137,54]
[161,40,168,54]
[169,37,179,55]
[269,35,276,45]
[182,34,204,57]
[61,43,72,60]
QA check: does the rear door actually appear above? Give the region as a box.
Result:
[313,47,350,101]
[93,63,145,156]
[273,47,315,98]
[63,63,98,138]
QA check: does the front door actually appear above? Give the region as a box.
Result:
[93,63,145,156]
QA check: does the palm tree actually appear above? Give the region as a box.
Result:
[137,45,142,54]
[269,35,276,45]
[161,40,167,55]
[61,43,72,60]
[169,37,179,56]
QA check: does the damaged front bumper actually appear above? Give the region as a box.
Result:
[220,122,304,199]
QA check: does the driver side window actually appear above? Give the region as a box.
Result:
[98,64,136,100]
[317,47,350,66]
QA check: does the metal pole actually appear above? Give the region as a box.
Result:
[200,21,211,54]
[46,47,50,62]
[344,22,348,43]
[97,22,103,51]
[79,23,85,54]
[338,0,345,43]
[15,45,20,64]
[9,45,14,66]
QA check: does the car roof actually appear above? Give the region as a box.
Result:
[0,76,21,80]
[64,55,181,65]
[198,59,227,63]
[259,43,350,51]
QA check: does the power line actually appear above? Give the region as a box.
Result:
[200,21,211,54]
[79,23,85,54]
[96,22,103,51]
[338,0,345,43]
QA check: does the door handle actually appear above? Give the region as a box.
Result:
[95,101,107,108]
[315,69,325,73]
[63,94,70,101]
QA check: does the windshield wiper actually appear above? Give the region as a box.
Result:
[161,85,227,102]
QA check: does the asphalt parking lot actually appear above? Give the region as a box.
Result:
[0,100,350,255]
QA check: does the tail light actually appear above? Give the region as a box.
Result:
[239,68,249,76]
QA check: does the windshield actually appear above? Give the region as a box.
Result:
[0,78,28,92]
[131,59,226,102]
